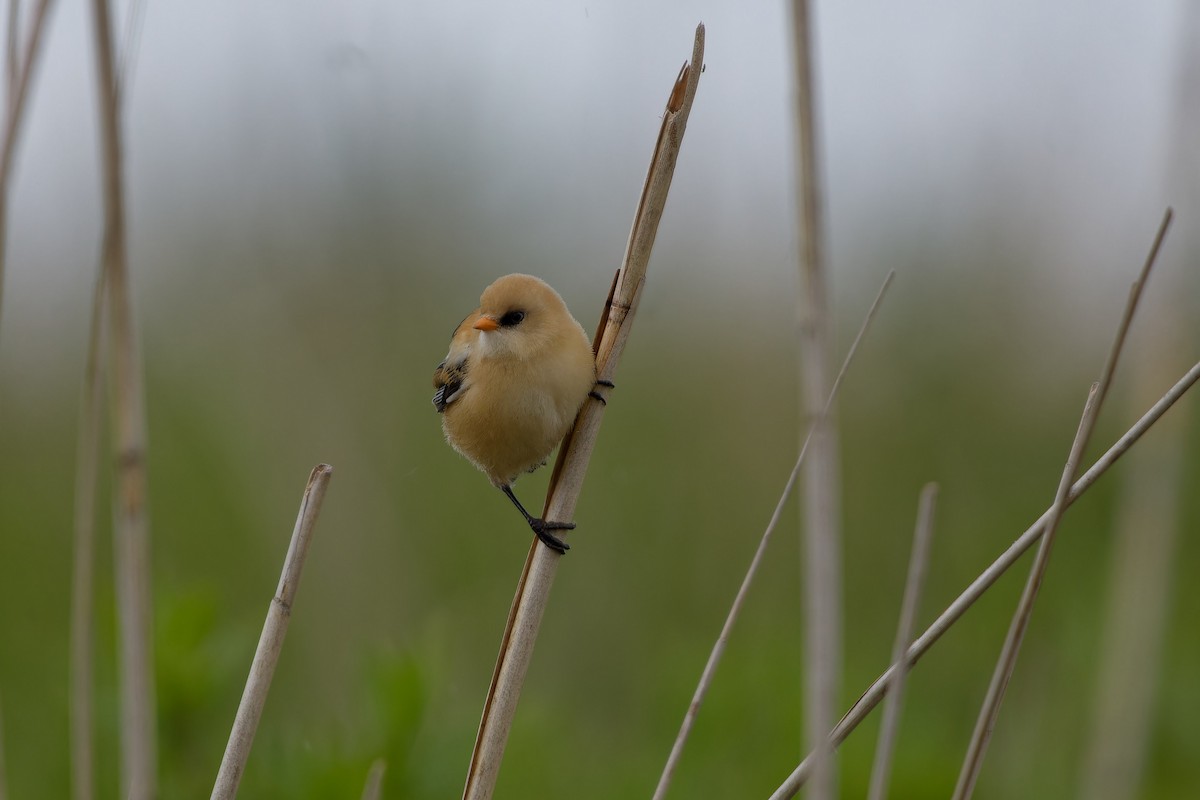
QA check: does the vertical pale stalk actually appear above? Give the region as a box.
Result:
[69,266,108,800]
[787,1,839,796]
[88,0,156,795]
[1076,396,1184,800]
[652,272,893,800]
[952,210,1171,800]
[1077,14,1200,797]
[768,356,1200,800]
[0,0,52,329]
[461,26,704,800]
[212,464,333,800]
[866,483,938,800]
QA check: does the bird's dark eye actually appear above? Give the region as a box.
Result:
[500,310,526,327]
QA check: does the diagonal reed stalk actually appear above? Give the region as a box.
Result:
[461,25,705,800]
[866,482,938,800]
[88,0,157,796]
[651,271,893,800]
[788,1,838,795]
[0,0,52,333]
[769,353,1200,800]
[212,464,333,799]
[951,209,1173,799]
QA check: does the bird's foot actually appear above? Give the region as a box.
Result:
[529,518,574,554]
[589,379,616,405]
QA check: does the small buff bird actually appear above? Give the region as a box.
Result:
[433,274,609,553]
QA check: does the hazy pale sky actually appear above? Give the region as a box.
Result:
[2,0,1192,368]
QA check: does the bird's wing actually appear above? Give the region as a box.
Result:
[432,310,479,413]
[432,358,468,412]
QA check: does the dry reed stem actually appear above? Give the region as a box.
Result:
[360,758,387,800]
[1076,14,1200,794]
[461,25,704,800]
[0,0,51,329]
[88,0,158,796]
[788,1,838,794]
[212,464,333,799]
[768,354,1200,800]
[1077,378,1185,800]
[69,265,109,800]
[952,209,1171,799]
[651,271,893,800]
[866,482,938,800]
[0,9,14,798]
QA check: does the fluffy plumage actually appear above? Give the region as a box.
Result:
[433,274,597,552]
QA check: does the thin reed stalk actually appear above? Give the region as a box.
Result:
[461,26,705,800]
[88,0,156,795]
[1075,22,1199,793]
[787,1,838,794]
[952,209,1171,799]
[212,464,333,800]
[69,264,108,800]
[866,482,938,800]
[651,271,893,800]
[768,355,1200,800]
[0,0,52,330]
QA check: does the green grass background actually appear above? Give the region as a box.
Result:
[2,208,1199,799]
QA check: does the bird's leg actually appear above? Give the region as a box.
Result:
[500,484,573,554]
[588,379,615,405]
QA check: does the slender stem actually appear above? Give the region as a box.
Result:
[866,483,938,800]
[0,0,52,338]
[1076,400,1185,799]
[651,272,893,800]
[69,264,108,800]
[952,209,1170,799]
[461,26,705,800]
[88,0,158,795]
[768,355,1200,800]
[788,1,838,794]
[212,465,333,800]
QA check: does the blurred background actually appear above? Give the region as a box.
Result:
[1,0,1199,797]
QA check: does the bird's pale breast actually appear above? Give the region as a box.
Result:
[442,340,594,486]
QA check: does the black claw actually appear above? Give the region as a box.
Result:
[590,379,615,405]
[529,518,573,554]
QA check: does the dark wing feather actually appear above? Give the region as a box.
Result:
[432,358,468,413]
[432,311,478,413]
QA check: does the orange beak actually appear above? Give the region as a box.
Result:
[473,315,500,332]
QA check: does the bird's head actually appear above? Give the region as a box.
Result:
[472,273,576,362]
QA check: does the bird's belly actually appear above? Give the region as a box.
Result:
[443,386,575,486]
